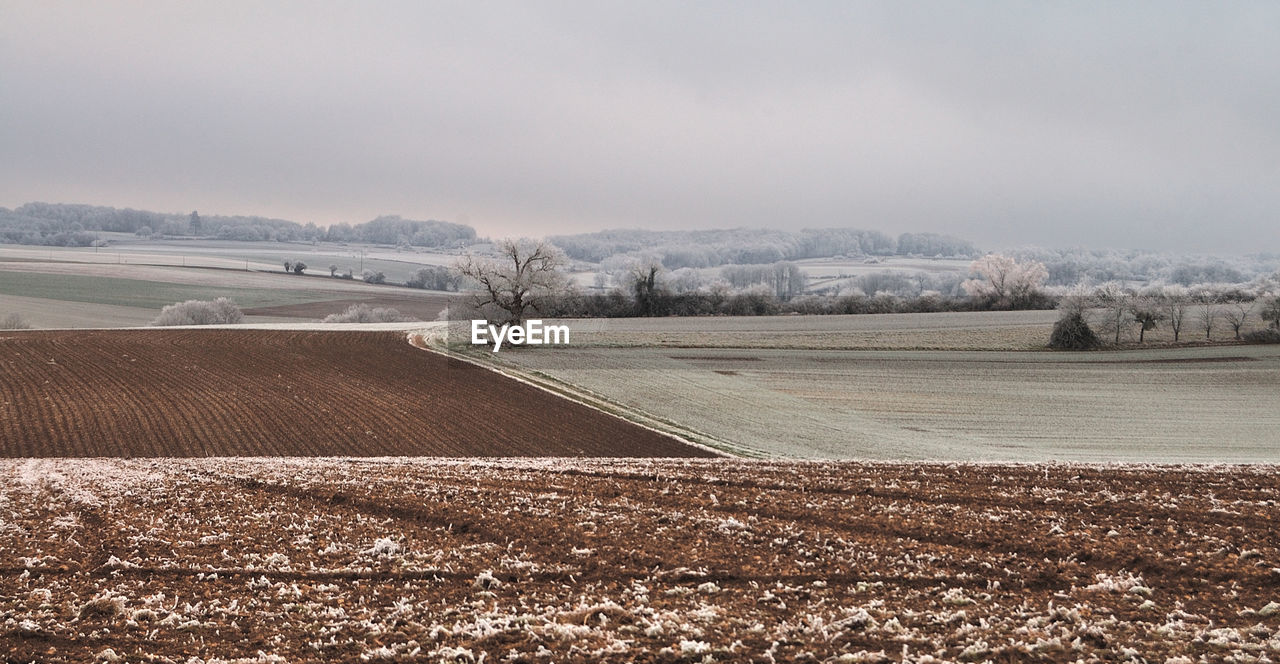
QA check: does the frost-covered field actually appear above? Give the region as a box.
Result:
[488,343,1280,461]
[2,458,1278,663]
[0,249,454,328]
[512,311,1061,351]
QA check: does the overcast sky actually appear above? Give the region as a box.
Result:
[2,2,1277,252]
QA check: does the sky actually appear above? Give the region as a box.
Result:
[1,1,1277,253]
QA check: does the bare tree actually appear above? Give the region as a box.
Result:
[630,258,666,317]
[1262,296,1280,330]
[1196,304,1218,339]
[0,313,32,330]
[1056,285,1094,319]
[1160,285,1191,342]
[455,238,569,324]
[772,261,807,300]
[1093,282,1131,344]
[1130,296,1164,343]
[1221,298,1255,340]
[1191,286,1222,339]
[961,254,1049,307]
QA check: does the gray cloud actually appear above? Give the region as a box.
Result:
[1,1,1277,252]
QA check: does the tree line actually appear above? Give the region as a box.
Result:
[1010,246,1279,287]
[451,240,1055,324]
[1051,283,1280,349]
[548,228,979,268]
[0,204,475,248]
[450,240,1280,352]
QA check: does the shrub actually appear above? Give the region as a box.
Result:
[1049,311,1101,350]
[406,265,461,291]
[291,261,307,275]
[1243,328,1280,344]
[151,298,244,326]
[0,313,32,329]
[321,303,415,323]
[362,269,387,285]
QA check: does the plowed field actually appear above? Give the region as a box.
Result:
[0,330,709,458]
[2,458,1278,662]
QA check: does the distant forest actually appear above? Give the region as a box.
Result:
[548,228,980,269]
[0,202,980,268]
[8,202,1274,290]
[0,203,476,248]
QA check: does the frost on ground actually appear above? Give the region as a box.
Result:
[0,458,1278,663]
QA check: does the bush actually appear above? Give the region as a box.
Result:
[1049,311,1101,350]
[406,265,461,291]
[362,269,386,285]
[321,303,415,323]
[0,313,31,329]
[151,298,244,326]
[1243,328,1280,344]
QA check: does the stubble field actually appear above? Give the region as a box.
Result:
[2,458,1278,663]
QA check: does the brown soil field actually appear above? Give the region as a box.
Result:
[0,330,708,458]
[2,458,1278,662]
[241,294,453,321]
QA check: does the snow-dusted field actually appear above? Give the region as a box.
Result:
[488,343,1280,461]
[2,458,1277,663]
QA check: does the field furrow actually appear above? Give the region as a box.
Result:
[0,330,713,458]
[1,458,1277,663]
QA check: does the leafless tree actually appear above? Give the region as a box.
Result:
[1056,285,1093,318]
[1196,304,1218,339]
[1130,296,1164,343]
[1191,286,1221,339]
[0,313,32,330]
[961,254,1049,307]
[630,258,666,316]
[1262,296,1280,330]
[1159,285,1191,342]
[1221,298,1255,340]
[455,238,569,324]
[772,261,807,300]
[1093,282,1131,344]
